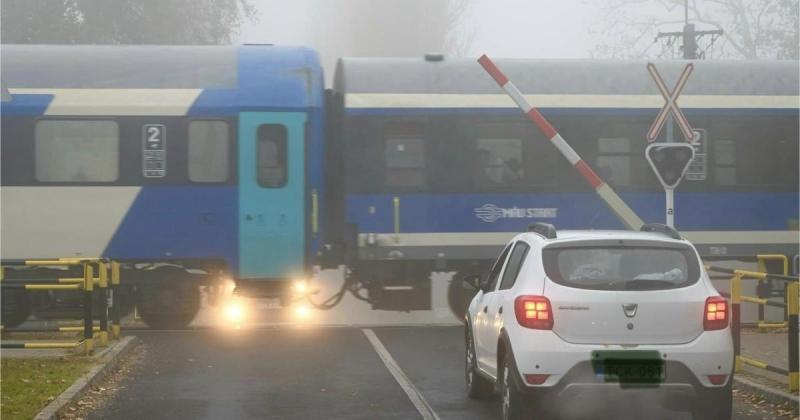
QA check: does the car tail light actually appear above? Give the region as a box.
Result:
[524,374,549,385]
[515,295,553,330]
[707,374,728,385]
[704,296,728,331]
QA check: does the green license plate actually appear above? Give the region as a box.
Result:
[591,350,665,385]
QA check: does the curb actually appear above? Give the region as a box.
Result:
[734,376,799,409]
[33,336,138,420]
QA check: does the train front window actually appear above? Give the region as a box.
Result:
[257,124,287,188]
[188,120,229,183]
[34,120,119,183]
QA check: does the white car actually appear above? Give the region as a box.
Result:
[464,223,733,420]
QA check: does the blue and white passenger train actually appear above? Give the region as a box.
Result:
[1,45,797,327]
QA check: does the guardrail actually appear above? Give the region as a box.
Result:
[706,264,799,393]
[0,258,122,355]
[756,254,790,325]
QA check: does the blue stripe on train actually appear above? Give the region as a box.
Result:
[103,186,238,269]
[346,192,799,232]
[0,93,53,116]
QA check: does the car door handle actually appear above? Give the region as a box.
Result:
[482,306,488,313]
[498,306,503,314]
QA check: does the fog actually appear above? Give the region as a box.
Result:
[238,0,608,84]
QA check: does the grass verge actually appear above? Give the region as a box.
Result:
[1,357,91,420]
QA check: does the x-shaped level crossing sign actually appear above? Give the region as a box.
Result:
[646,63,695,142]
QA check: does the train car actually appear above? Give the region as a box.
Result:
[1,45,327,328]
[331,56,799,317]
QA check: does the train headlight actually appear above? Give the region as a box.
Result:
[224,300,246,325]
[293,280,308,295]
[294,304,312,320]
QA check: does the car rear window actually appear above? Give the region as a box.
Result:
[542,245,700,291]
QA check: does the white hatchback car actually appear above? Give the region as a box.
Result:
[464,223,733,420]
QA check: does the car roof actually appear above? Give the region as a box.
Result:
[517,230,690,247]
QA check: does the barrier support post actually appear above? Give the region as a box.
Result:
[83,262,94,355]
[787,281,798,393]
[731,273,742,373]
[111,261,121,339]
[98,261,109,347]
[758,254,789,323]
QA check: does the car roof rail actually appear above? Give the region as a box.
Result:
[528,223,557,239]
[640,223,682,240]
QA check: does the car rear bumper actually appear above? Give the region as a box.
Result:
[514,359,732,417]
[509,328,733,389]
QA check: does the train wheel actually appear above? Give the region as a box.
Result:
[137,281,201,329]
[1,288,32,328]
[447,272,478,323]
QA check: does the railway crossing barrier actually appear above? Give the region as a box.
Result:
[706,264,799,392]
[0,258,123,355]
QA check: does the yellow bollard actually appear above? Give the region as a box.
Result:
[731,273,742,373]
[787,282,798,393]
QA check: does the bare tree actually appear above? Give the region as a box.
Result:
[589,0,799,60]
[2,0,257,45]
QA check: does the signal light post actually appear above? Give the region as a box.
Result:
[645,143,695,228]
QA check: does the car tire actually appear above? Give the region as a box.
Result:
[692,381,732,420]
[500,351,537,420]
[465,325,494,399]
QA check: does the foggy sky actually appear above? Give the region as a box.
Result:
[238,0,604,58]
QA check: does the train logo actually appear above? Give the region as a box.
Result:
[473,204,557,223]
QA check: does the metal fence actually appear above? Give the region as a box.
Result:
[0,258,122,355]
[706,263,799,393]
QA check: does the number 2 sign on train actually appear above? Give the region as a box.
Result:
[1,45,797,328]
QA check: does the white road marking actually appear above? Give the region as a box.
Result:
[362,328,441,420]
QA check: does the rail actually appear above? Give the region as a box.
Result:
[0,258,123,355]
[706,264,799,393]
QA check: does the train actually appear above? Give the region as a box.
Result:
[1,45,797,328]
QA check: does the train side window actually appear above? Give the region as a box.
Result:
[257,124,287,188]
[596,137,631,187]
[385,132,426,189]
[188,120,229,182]
[714,138,736,186]
[34,120,119,182]
[475,138,523,186]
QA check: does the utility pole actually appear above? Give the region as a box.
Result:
[655,0,723,59]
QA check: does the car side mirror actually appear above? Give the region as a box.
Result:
[462,274,484,291]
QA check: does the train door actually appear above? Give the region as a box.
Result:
[238,112,306,279]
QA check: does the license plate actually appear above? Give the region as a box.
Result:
[591,350,665,385]
[258,298,282,310]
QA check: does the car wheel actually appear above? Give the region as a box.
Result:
[465,325,494,399]
[692,382,732,420]
[500,352,536,420]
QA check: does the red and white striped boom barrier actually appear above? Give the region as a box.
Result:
[477,55,644,230]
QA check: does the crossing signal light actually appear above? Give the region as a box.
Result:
[645,143,695,189]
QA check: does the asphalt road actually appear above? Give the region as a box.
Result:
[88,326,791,420]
